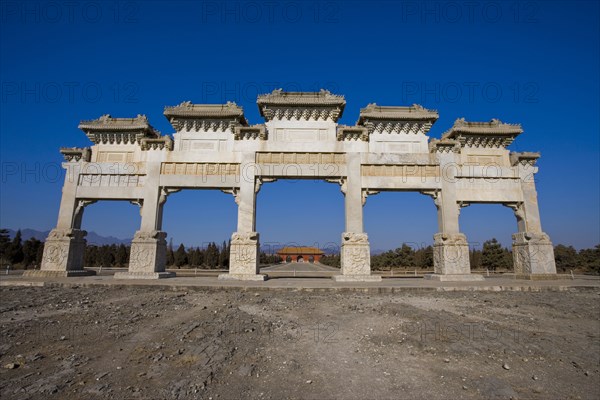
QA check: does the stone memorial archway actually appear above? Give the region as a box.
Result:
[27,90,557,281]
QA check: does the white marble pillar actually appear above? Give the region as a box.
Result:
[426,146,483,281]
[333,153,381,282]
[28,162,95,277]
[219,153,264,281]
[115,162,174,279]
[509,156,557,279]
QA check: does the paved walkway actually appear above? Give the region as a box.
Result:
[1,268,598,292]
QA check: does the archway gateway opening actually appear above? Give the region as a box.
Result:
[161,189,236,271]
[256,179,341,278]
[460,203,535,276]
[80,200,139,274]
[31,90,557,281]
[364,191,437,275]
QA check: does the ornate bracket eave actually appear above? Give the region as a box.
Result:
[361,189,380,206]
[503,201,526,229]
[130,199,144,216]
[420,189,441,209]
[221,188,240,205]
[325,178,347,195]
[255,177,277,194]
[159,187,182,205]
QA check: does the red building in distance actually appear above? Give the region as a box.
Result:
[277,247,324,263]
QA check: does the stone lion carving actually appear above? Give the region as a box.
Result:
[47,229,87,240]
[231,232,258,245]
[433,233,467,245]
[512,232,551,245]
[342,232,368,244]
[134,230,166,241]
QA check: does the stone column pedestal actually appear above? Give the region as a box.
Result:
[332,232,381,282]
[512,232,558,279]
[425,233,484,281]
[24,229,95,277]
[219,232,265,281]
[114,231,174,279]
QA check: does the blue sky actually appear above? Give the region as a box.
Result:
[1,1,598,251]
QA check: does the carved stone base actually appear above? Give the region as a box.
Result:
[227,232,260,276]
[39,229,88,274]
[512,232,557,275]
[433,233,471,275]
[335,232,380,281]
[125,230,170,277]
[425,274,484,282]
[114,271,175,280]
[23,269,96,278]
[218,273,266,281]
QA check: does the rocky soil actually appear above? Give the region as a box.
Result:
[0,286,598,399]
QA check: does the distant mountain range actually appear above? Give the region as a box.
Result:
[5,229,387,253]
[5,229,131,246]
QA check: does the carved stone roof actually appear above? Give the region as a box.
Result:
[79,114,158,133]
[78,114,160,144]
[357,104,438,135]
[164,101,246,119]
[276,246,324,255]
[257,89,346,122]
[163,101,248,132]
[358,103,439,123]
[441,118,523,148]
[257,89,345,106]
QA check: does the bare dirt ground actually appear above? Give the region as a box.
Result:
[0,285,598,400]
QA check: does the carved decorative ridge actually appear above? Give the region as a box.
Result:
[234,125,267,140]
[140,136,173,151]
[429,139,461,153]
[60,147,91,162]
[337,125,369,141]
[510,152,540,167]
